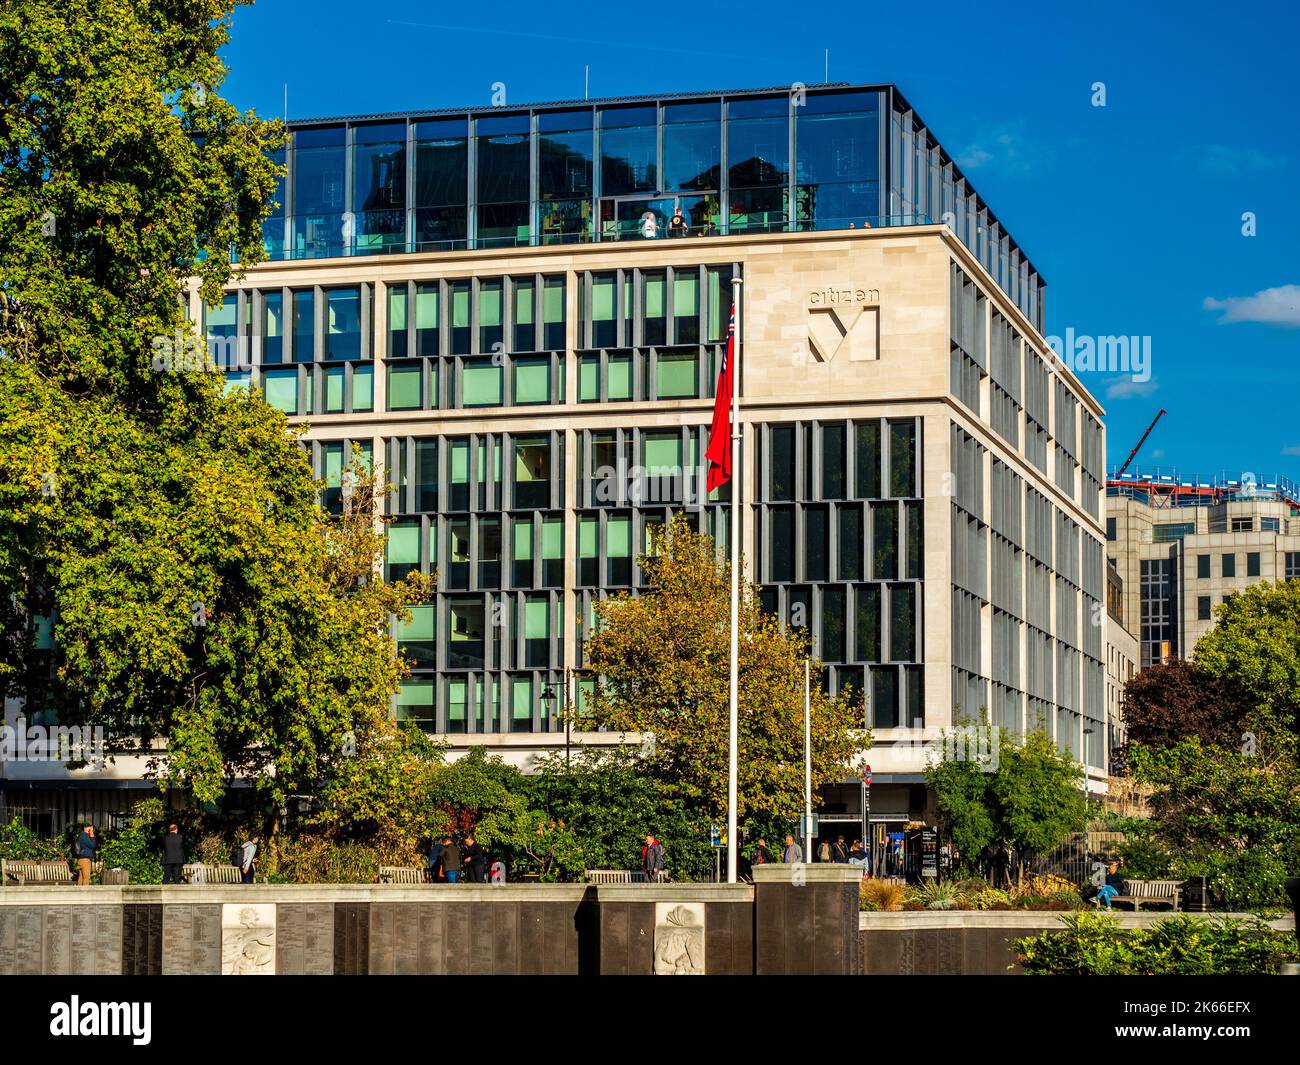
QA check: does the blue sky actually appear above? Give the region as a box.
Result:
[221,0,1300,480]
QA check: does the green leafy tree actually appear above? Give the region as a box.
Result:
[928,726,1087,885]
[1193,579,1300,737]
[582,515,869,832]
[0,1,431,809]
[523,748,715,881]
[1122,580,1300,906]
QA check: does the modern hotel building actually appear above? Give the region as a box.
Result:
[2,84,1110,848]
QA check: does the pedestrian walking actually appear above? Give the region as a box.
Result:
[427,837,445,882]
[817,839,831,863]
[162,823,186,884]
[783,834,803,864]
[73,824,97,886]
[463,835,487,883]
[440,838,462,883]
[752,838,774,866]
[833,836,848,863]
[238,836,259,884]
[642,834,665,882]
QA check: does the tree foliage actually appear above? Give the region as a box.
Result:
[1121,580,1300,905]
[0,1,429,808]
[1117,659,1248,761]
[928,727,1087,885]
[581,515,869,831]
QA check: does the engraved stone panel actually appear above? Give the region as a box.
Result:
[653,902,705,975]
[69,908,95,975]
[42,906,72,975]
[221,903,276,975]
[162,904,193,975]
[0,908,14,976]
[276,902,333,976]
[93,905,122,974]
[14,906,42,975]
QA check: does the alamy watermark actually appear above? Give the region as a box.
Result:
[1045,328,1151,383]
[0,715,106,767]
[151,329,250,374]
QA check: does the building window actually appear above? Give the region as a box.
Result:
[1152,522,1195,543]
[1230,517,1253,532]
[1286,552,1300,580]
[1262,517,1281,533]
[1106,517,1116,542]
[1247,552,1260,577]
[1197,595,1211,621]
[1197,553,1210,579]
[1222,553,1236,578]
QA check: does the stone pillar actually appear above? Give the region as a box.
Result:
[751,865,862,975]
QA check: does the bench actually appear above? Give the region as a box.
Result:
[1,859,75,885]
[584,869,651,884]
[182,863,244,885]
[1112,878,1181,912]
[377,866,427,884]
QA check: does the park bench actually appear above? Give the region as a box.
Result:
[182,863,244,885]
[1112,878,1181,912]
[377,866,427,884]
[584,869,651,884]
[1,859,74,885]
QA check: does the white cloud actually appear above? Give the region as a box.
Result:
[1198,144,1283,176]
[1282,445,1300,457]
[1203,285,1300,327]
[1105,377,1160,400]
[955,125,1044,176]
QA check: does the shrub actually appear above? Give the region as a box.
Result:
[968,887,1014,910]
[912,879,960,910]
[860,878,908,912]
[1014,911,1300,974]
[0,818,64,862]
[96,798,166,884]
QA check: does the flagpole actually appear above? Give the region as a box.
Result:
[727,277,742,885]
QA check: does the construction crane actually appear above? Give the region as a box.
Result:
[1115,409,1167,479]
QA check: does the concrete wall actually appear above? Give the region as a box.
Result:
[0,867,863,976]
[859,910,1296,975]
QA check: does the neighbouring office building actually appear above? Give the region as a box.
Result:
[1107,470,1300,667]
[2,84,1110,864]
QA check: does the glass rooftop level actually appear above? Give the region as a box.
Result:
[265,83,1045,331]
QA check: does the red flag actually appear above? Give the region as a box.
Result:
[704,306,735,492]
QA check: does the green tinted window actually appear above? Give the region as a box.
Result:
[608,354,632,399]
[462,361,502,406]
[264,369,297,412]
[656,351,696,398]
[514,358,549,403]
[608,516,631,556]
[387,523,420,565]
[398,605,434,641]
[580,517,598,557]
[387,364,421,410]
[542,519,563,558]
[579,356,599,401]
[352,364,374,411]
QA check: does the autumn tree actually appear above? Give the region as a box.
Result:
[1116,659,1249,766]
[0,1,429,807]
[581,515,869,832]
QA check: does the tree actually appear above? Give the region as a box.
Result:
[1193,579,1300,738]
[1122,580,1300,905]
[523,748,716,881]
[1117,659,1249,762]
[0,1,430,808]
[581,515,869,832]
[928,726,1087,885]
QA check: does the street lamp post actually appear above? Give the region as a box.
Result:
[541,671,574,768]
